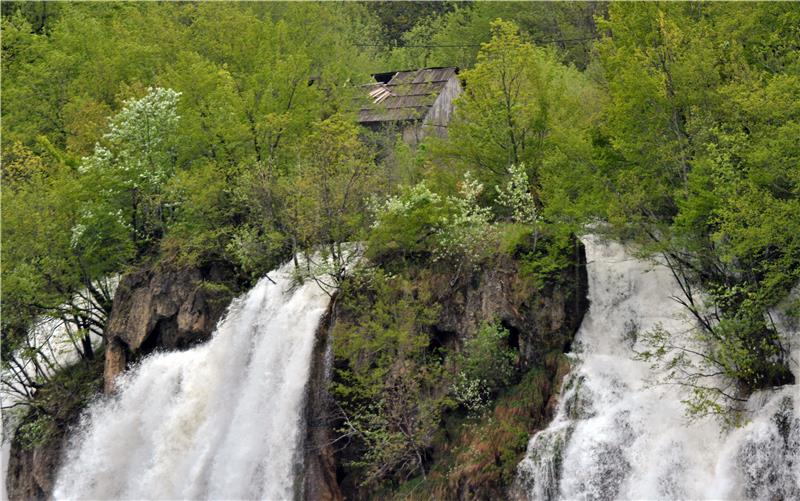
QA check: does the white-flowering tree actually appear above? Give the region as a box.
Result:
[434,172,496,267]
[79,87,182,251]
[370,172,497,272]
[368,182,446,260]
[496,163,538,225]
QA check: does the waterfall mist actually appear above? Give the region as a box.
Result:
[516,236,799,500]
[53,261,331,500]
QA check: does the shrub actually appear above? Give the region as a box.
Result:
[368,172,498,270]
[367,182,447,263]
[453,321,518,414]
[331,267,450,488]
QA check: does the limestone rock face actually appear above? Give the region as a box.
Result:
[6,437,61,501]
[103,263,234,392]
[103,338,127,394]
[330,241,589,500]
[301,303,344,501]
[434,244,588,370]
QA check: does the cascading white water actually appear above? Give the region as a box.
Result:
[516,236,799,500]
[53,261,331,500]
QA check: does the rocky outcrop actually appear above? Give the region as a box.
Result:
[301,301,344,501]
[5,356,105,501]
[330,239,589,499]
[434,242,588,370]
[6,436,62,500]
[103,262,235,392]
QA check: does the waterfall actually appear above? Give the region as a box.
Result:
[516,236,799,500]
[53,261,331,500]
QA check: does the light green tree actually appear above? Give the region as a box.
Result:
[596,3,800,417]
[436,20,596,208]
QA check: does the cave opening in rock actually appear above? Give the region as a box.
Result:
[501,320,521,352]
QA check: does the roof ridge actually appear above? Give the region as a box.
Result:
[371,66,458,75]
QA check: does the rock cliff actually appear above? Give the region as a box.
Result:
[6,431,63,500]
[301,301,345,501]
[328,240,589,499]
[7,244,587,501]
[103,262,235,392]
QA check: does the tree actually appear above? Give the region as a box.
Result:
[596,3,800,416]
[2,147,125,408]
[284,115,379,286]
[386,2,605,70]
[437,20,595,207]
[79,87,182,253]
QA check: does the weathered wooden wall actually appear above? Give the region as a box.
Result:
[422,75,462,139]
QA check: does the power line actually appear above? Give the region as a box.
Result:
[355,35,600,49]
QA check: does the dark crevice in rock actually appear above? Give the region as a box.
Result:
[138,318,166,357]
[429,326,459,356]
[502,319,521,352]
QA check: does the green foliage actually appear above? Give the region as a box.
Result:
[234,113,380,284]
[16,413,56,450]
[1,145,124,345]
[224,226,288,282]
[366,1,454,48]
[452,321,518,413]
[435,21,595,196]
[399,354,570,500]
[386,2,604,70]
[496,164,539,225]
[496,223,535,257]
[15,355,105,450]
[442,368,554,493]
[367,182,447,263]
[368,173,498,271]
[162,159,238,266]
[79,87,181,252]
[290,115,378,250]
[518,229,575,288]
[597,3,800,413]
[332,267,448,488]
[432,172,497,267]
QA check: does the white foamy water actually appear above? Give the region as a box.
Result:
[516,236,799,500]
[53,261,331,500]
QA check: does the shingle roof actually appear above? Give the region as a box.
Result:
[358,67,458,124]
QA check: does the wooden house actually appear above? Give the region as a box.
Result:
[358,67,462,146]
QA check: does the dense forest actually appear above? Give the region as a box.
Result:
[2,2,799,499]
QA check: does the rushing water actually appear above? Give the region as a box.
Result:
[53,261,331,500]
[516,236,799,500]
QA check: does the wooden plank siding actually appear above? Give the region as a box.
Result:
[358,67,462,146]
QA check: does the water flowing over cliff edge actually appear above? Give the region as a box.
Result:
[53,261,331,500]
[515,236,799,500]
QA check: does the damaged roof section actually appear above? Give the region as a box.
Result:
[358,67,459,124]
